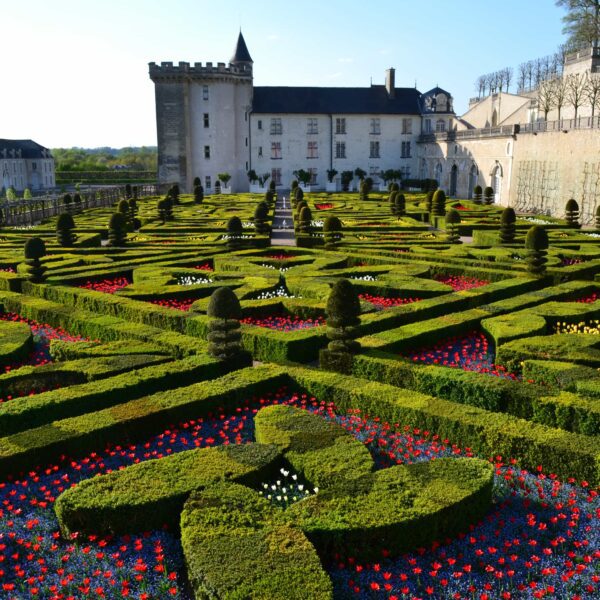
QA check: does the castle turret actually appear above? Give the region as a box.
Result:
[230,31,253,71]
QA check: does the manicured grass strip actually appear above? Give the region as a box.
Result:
[0,320,32,364]
[0,365,286,477]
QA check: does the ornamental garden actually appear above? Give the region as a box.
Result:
[0,182,599,599]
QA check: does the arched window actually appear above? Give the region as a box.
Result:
[450,164,458,197]
[492,164,503,203]
[435,119,446,132]
[468,164,478,199]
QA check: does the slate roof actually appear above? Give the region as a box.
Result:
[230,31,253,64]
[252,85,424,115]
[0,139,52,159]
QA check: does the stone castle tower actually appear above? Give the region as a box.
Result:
[149,32,253,191]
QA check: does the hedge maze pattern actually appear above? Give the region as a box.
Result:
[0,188,599,599]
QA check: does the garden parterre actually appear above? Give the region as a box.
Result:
[0,189,599,598]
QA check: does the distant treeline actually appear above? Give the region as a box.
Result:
[52,147,157,172]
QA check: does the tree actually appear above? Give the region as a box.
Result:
[323,216,343,250]
[566,72,588,119]
[359,180,369,201]
[499,207,517,245]
[484,186,494,205]
[246,170,258,184]
[473,185,483,204]
[432,190,446,216]
[324,279,361,354]
[217,173,232,188]
[56,213,76,247]
[326,169,338,183]
[206,287,244,360]
[226,216,243,250]
[6,187,16,201]
[340,170,353,192]
[445,209,461,244]
[585,72,600,117]
[537,80,556,119]
[24,237,47,283]
[525,226,549,276]
[269,179,276,192]
[552,77,568,120]
[565,198,581,227]
[556,0,600,48]
[125,183,132,199]
[354,167,366,181]
[23,188,32,200]
[163,196,174,221]
[108,212,127,246]
[517,63,528,92]
[169,184,179,205]
[476,75,487,98]
[293,169,312,186]
[194,184,204,204]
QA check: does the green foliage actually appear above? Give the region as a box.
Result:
[525,225,548,276]
[340,170,353,191]
[432,189,446,216]
[354,167,366,180]
[425,189,435,212]
[207,287,245,360]
[324,279,361,357]
[24,237,46,260]
[247,169,258,183]
[0,320,33,366]
[565,198,580,228]
[484,186,494,205]
[293,169,312,186]
[23,237,47,283]
[473,184,483,204]
[108,212,127,246]
[395,192,406,217]
[390,181,400,192]
[157,198,168,223]
[226,216,244,250]
[6,187,17,201]
[117,198,129,215]
[52,146,157,172]
[298,206,312,234]
[499,207,516,244]
[56,213,76,247]
[596,204,600,230]
[445,208,461,244]
[389,191,398,215]
[23,188,32,199]
[169,183,179,204]
[254,201,270,234]
[269,179,276,191]
[326,168,338,183]
[193,176,201,187]
[323,216,342,250]
[359,179,369,201]
[193,184,204,204]
[217,172,231,186]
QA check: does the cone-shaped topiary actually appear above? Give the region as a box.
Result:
[390,182,400,192]
[445,209,461,244]
[265,190,274,205]
[194,184,204,204]
[291,180,298,191]
[432,190,446,216]
[63,193,73,214]
[157,198,168,223]
[359,180,369,201]
[124,184,132,199]
[389,191,398,215]
[298,206,312,234]
[484,186,494,205]
[169,184,180,204]
[473,185,483,204]
[395,193,406,217]
[118,199,129,215]
[293,186,304,208]
[193,176,201,187]
[525,226,549,276]
[596,205,600,231]
[325,279,361,353]
[254,202,270,234]
[269,179,276,192]
[206,287,244,360]
[108,212,128,246]
[499,207,517,245]
[164,196,174,221]
[425,190,435,212]
[129,198,138,218]
[565,198,580,228]
[24,237,47,283]
[56,213,76,247]
[323,216,343,250]
[73,193,82,211]
[226,216,243,250]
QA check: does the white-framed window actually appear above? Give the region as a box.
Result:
[307,118,318,134]
[335,141,346,159]
[258,146,263,157]
[369,141,380,158]
[370,118,381,134]
[335,118,346,134]
[401,141,412,158]
[435,119,446,132]
[271,168,282,185]
[402,118,412,134]
[203,113,209,128]
[308,168,318,185]
[307,141,318,159]
[204,145,211,159]
[203,85,209,100]
[270,118,282,135]
[271,142,282,159]
[205,175,211,189]
[257,119,262,130]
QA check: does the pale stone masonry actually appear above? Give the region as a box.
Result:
[0,139,55,192]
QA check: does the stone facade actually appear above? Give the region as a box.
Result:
[0,139,55,192]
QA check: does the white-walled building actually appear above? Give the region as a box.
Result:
[149,32,455,192]
[0,139,55,193]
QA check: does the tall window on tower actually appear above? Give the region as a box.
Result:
[307,141,318,159]
[270,118,282,135]
[204,145,211,159]
[202,85,209,100]
[203,113,209,128]
[307,118,318,134]
[335,118,346,134]
[370,118,381,134]
[271,142,282,159]
[369,141,380,159]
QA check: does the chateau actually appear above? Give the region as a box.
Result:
[150,33,600,221]
[0,139,55,193]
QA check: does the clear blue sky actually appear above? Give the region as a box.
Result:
[1,0,566,148]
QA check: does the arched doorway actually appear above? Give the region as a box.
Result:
[449,165,458,197]
[492,164,503,204]
[468,165,478,199]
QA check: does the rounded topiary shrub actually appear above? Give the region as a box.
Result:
[169,184,180,204]
[499,207,517,245]
[269,179,276,192]
[193,176,201,187]
[525,225,549,276]
[298,206,312,234]
[207,287,244,360]
[432,190,446,216]
[389,191,398,215]
[118,199,129,215]
[254,202,270,234]
[265,190,274,205]
[390,182,400,192]
[323,216,342,250]
[194,185,204,204]
[24,237,47,283]
[425,189,435,213]
[226,216,243,250]
[565,198,580,228]
[395,193,406,217]
[445,209,461,244]
[108,212,128,246]
[56,212,76,247]
[326,279,361,353]
[484,186,494,205]
[359,180,369,201]
[294,186,304,206]
[157,198,168,223]
[473,185,483,204]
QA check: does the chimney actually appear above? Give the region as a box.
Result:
[385,68,395,98]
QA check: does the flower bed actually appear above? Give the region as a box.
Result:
[555,319,600,335]
[434,275,490,291]
[149,298,196,312]
[359,294,421,310]
[314,203,334,210]
[78,276,132,294]
[192,263,214,272]
[241,315,325,331]
[408,331,519,380]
